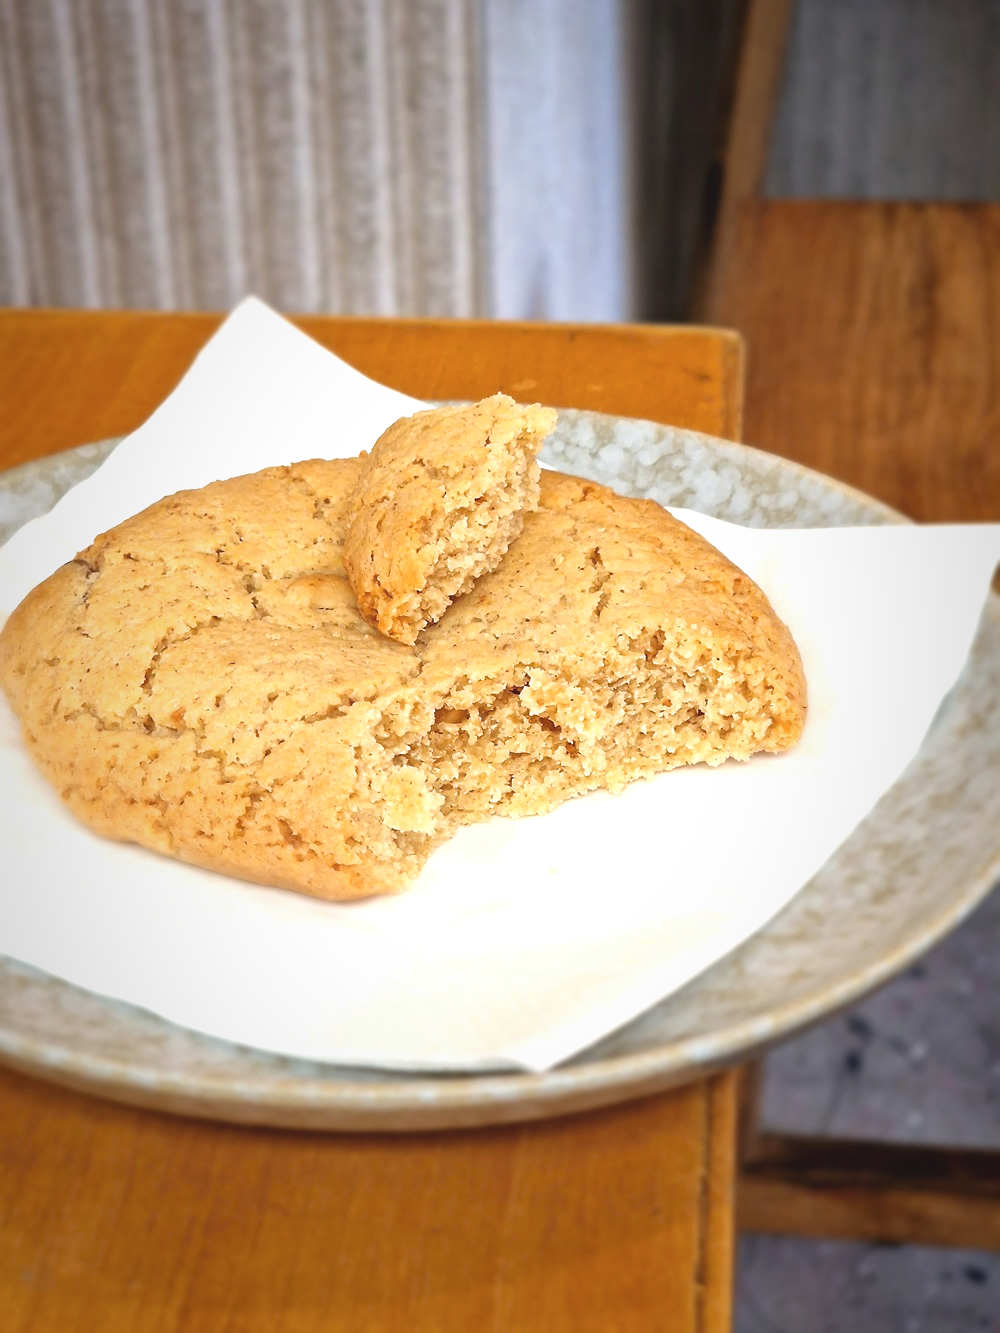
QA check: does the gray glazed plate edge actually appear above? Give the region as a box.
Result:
[1,409,997,1130]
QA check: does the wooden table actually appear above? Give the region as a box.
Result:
[0,310,741,1332]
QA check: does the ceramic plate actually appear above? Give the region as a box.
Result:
[1,411,997,1130]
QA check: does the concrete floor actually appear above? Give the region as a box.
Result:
[738,1237,1000,1333]
[736,881,1000,1330]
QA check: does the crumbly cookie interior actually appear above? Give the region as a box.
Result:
[0,458,806,901]
[372,627,792,880]
[396,433,539,633]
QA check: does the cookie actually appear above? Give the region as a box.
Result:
[342,394,556,644]
[0,462,806,901]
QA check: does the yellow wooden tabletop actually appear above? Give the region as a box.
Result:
[0,308,742,1333]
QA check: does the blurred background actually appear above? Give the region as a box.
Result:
[2,0,1000,322]
[3,1,1000,1329]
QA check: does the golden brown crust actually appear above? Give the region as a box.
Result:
[342,394,557,644]
[0,462,806,902]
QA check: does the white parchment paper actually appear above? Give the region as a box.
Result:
[1,298,999,1072]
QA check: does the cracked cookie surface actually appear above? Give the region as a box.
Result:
[343,394,557,644]
[0,461,806,901]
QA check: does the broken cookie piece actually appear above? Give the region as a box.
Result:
[0,460,806,903]
[342,394,557,644]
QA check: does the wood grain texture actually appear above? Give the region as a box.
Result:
[717,0,795,202]
[0,310,741,1331]
[0,1065,735,1333]
[698,1066,738,1332]
[695,0,794,318]
[739,1134,1000,1250]
[706,201,1000,521]
[0,310,743,471]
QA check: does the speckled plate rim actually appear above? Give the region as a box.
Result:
[1,413,997,1131]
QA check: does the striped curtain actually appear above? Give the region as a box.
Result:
[0,0,634,321]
